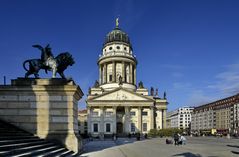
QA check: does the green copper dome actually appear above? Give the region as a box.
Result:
[103,27,132,47]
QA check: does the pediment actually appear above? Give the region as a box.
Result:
[89,88,154,101]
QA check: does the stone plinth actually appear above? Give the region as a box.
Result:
[0,78,84,153]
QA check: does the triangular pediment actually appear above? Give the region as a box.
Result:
[88,88,154,102]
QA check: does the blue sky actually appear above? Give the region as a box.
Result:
[0,0,239,111]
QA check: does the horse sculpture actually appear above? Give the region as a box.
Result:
[23,52,75,79]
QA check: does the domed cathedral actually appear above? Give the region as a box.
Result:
[99,19,136,91]
[86,19,168,139]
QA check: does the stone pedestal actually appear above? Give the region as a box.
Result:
[0,78,84,153]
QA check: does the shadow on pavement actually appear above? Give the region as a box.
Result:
[231,151,239,154]
[227,144,239,154]
[227,144,239,148]
[172,152,202,157]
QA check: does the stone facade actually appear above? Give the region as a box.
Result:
[191,93,239,135]
[86,23,168,138]
[0,78,83,152]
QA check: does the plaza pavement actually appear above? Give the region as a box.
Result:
[80,136,239,157]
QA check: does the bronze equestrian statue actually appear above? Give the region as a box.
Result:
[23,44,75,79]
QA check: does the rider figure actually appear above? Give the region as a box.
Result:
[42,44,54,67]
[33,44,57,77]
[32,44,53,66]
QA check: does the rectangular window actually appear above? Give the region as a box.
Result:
[142,111,148,116]
[131,123,135,132]
[143,123,147,132]
[106,123,111,132]
[92,111,99,117]
[109,75,112,82]
[93,123,98,132]
[105,111,113,117]
[130,111,136,116]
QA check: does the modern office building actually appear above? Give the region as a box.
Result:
[167,106,194,129]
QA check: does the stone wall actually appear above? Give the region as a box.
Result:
[0,78,83,153]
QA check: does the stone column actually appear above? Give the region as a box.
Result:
[150,106,154,130]
[112,106,117,133]
[87,107,92,134]
[99,107,104,140]
[138,107,142,132]
[99,65,102,84]
[162,109,164,129]
[124,107,130,133]
[122,61,125,82]
[102,64,105,83]
[134,65,136,85]
[129,63,132,84]
[103,63,107,84]
[163,109,167,129]
[105,64,108,83]
[112,61,116,82]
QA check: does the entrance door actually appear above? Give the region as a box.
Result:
[117,122,123,134]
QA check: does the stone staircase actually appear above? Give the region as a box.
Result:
[0,119,79,157]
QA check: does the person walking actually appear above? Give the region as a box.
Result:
[174,133,179,146]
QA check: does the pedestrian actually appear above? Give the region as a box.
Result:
[112,133,115,141]
[166,139,172,144]
[144,133,148,139]
[174,133,179,146]
[128,133,131,139]
[180,135,186,145]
